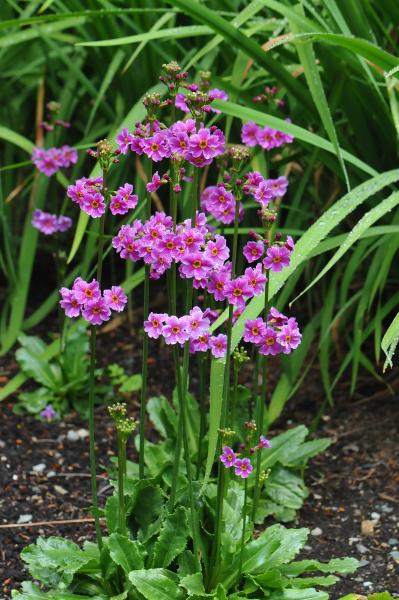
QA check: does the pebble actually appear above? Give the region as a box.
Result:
[388,538,399,545]
[361,520,374,536]
[349,537,360,545]
[380,504,393,514]
[363,581,373,588]
[32,463,46,473]
[356,543,369,554]
[390,550,399,562]
[47,471,56,478]
[54,485,68,495]
[313,493,322,500]
[17,514,32,524]
[67,428,89,442]
[0,440,5,448]
[311,527,323,536]
[304,545,312,551]
[371,511,380,521]
[358,559,370,567]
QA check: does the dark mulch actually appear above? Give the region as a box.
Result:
[0,323,398,598]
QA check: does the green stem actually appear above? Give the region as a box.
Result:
[252,277,270,521]
[208,194,241,590]
[231,360,239,430]
[88,324,102,550]
[196,352,206,479]
[139,151,153,479]
[117,431,126,534]
[238,477,248,583]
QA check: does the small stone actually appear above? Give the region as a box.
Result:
[371,511,380,521]
[349,537,360,545]
[358,559,370,567]
[380,504,393,514]
[32,463,46,473]
[313,493,322,500]
[361,520,374,536]
[311,527,322,536]
[17,514,32,524]
[356,543,369,554]
[0,440,5,448]
[304,545,312,551]
[47,471,56,478]
[53,485,68,495]
[362,582,373,588]
[388,538,399,545]
[67,428,89,442]
[390,550,399,563]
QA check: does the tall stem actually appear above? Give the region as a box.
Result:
[252,276,270,521]
[139,149,153,479]
[208,193,241,590]
[238,478,248,582]
[117,431,126,534]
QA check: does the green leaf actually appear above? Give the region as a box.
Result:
[120,373,142,393]
[16,388,51,415]
[221,524,308,589]
[0,126,34,154]
[201,358,224,494]
[129,568,183,600]
[265,466,308,510]
[77,25,213,47]
[11,581,105,600]
[292,190,399,304]
[16,335,62,390]
[179,572,206,596]
[21,537,99,589]
[268,589,329,600]
[151,507,189,568]
[281,557,359,576]
[108,533,145,574]
[381,311,399,370]
[147,395,178,439]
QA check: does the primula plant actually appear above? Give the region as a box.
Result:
[13,64,358,600]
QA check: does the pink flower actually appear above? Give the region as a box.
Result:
[175,93,190,113]
[144,312,167,339]
[220,446,236,467]
[285,235,295,252]
[263,245,291,272]
[277,318,302,353]
[180,252,212,280]
[207,267,231,301]
[243,240,265,263]
[244,318,266,344]
[32,210,58,235]
[209,334,227,358]
[241,122,260,147]
[32,145,77,176]
[244,264,267,297]
[82,298,111,326]
[258,435,272,449]
[225,276,252,308]
[267,306,288,326]
[59,288,81,318]
[116,127,134,154]
[57,215,72,232]
[146,171,163,193]
[81,191,106,218]
[254,180,273,207]
[257,127,277,150]
[234,458,253,478]
[269,176,288,198]
[208,88,228,113]
[103,286,127,312]
[258,327,283,356]
[72,278,101,305]
[163,315,189,345]
[142,132,170,162]
[186,307,210,340]
[190,331,210,353]
[204,235,230,265]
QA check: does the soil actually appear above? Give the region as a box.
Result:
[0,321,398,599]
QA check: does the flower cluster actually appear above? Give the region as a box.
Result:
[220,434,271,479]
[59,278,127,325]
[244,307,301,356]
[241,121,293,150]
[144,308,227,357]
[116,119,225,168]
[175,87,228,115]
[31,145,78,177]
[32,209,72,235]
[200,184,244,225]
[67,177,138,218]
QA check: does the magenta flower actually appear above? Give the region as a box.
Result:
[116,127,134,154]
[258,435,272,449]
[142,132,170,162]
[244,318,266,344]
[225,276,252,308]
[257,127,277,150]
[204,235,230,265]
[245,264,267,297]
[208,88,228,113]
[267,306,288,326]
[59,288,81,318]
[241,122,260,147]
[209,334,227,358]
[72,278,101,305]
[190,331,211,353]
[263,245,291,272]
[103,286,127,312]
[32,145,77,176]
[146,171,163,193]
[186,307,210,340]
[258,327,283,356]
[243,240,265,263]
[234,458,253,479]
[180,252,212,281]
[269,176,288,198]
[277,318,302,353]
[163,315,189,345]
[175,93,190,113]
[40,405,57,421]
[81,192,106,218]
[57,215,73,232]
[144,312,167,339]
[82,298,111,326]
[285,235,295,252]
[254,180,273,207]
[207,268,231,301]
[220,446,236,468]
[31,210,58,235]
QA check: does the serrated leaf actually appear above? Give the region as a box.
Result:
[147,395,177,439]
[281,557,359,576]
[151,507,189,568]
[120,373,142,393]
[265,466,308,510]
